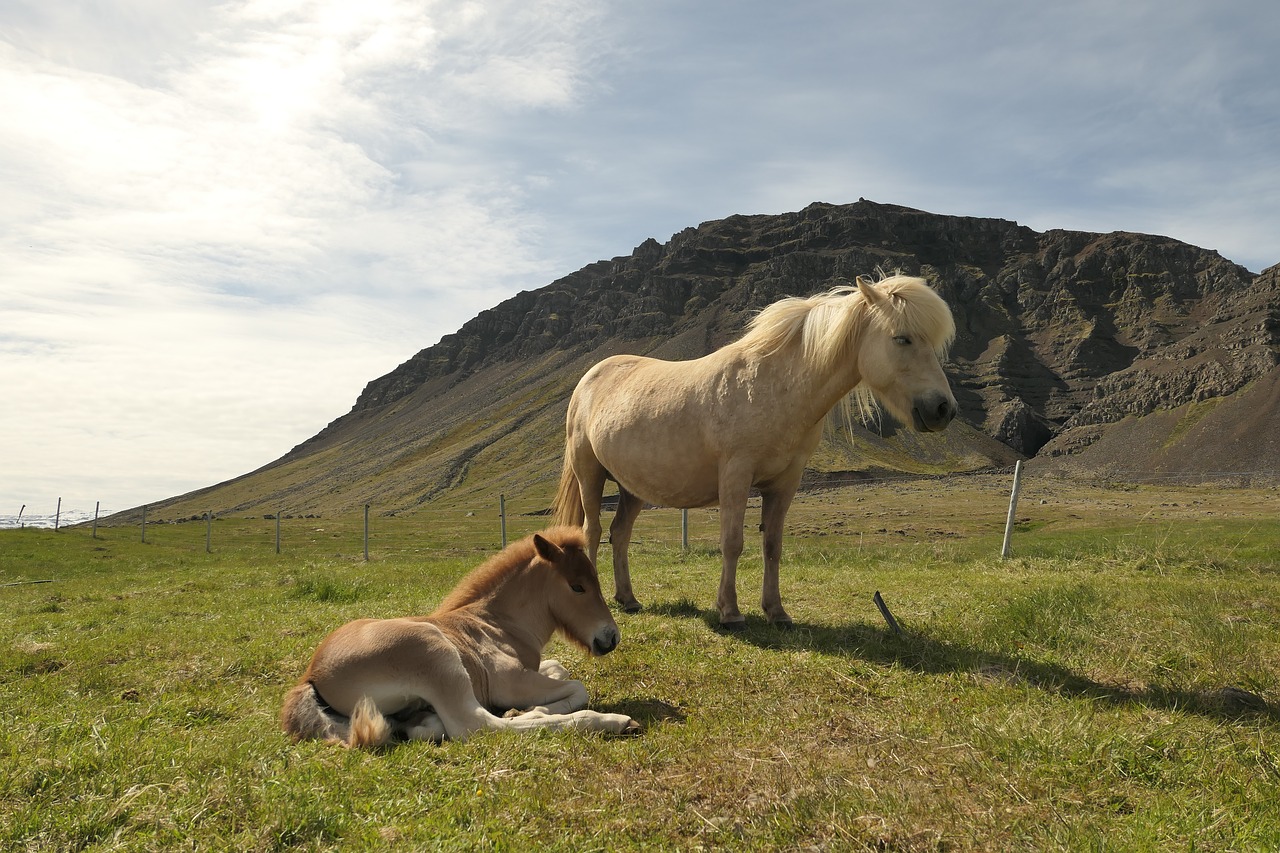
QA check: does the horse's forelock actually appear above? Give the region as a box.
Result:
[867,275,956,356]
[739,275,954,373]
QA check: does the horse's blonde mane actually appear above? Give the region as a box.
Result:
[737,273,956,423]
[433,526,588,613]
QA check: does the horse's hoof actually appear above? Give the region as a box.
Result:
[718,619,747,632]
[620,601,642,614]
[622,719,644,735]
[773,619,794,631]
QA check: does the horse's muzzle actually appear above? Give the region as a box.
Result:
[592,625,620,656]
[911,393,956,432]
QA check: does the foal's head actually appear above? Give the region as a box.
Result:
[532,526,620,656]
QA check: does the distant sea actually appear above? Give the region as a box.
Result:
[0,510,105,530]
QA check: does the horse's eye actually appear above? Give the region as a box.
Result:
[570,583,586,594]
[893,335,912,346]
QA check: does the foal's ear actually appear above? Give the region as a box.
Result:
[533,532,564,563]
[856,275,886,306]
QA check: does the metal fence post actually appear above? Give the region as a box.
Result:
[364,504,370,561]
[681,508,689,552]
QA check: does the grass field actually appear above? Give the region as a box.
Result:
[2,477,1278,851]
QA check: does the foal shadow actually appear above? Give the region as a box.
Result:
[643,599,1277,724]
[604,698,687,728]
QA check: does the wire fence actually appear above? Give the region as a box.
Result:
[7,467,1277,562]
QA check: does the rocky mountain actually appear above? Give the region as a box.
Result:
[141,200,1280,519]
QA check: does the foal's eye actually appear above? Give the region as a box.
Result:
[893,335,912,346]
[570,583,586,594]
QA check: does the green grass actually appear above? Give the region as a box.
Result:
[2,480,1278,850]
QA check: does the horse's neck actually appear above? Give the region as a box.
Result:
[468,572,554,664]
[753,346,862,426]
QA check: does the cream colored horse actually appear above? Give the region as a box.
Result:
[281,527,640,747]
[554,274,957,629]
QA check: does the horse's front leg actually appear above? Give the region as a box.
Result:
[715,471,751,630]
[760,485,798,628]
[491,665,590,716]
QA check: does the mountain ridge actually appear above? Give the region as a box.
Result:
[125,200,1280,520]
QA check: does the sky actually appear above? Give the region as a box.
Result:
[2,0,1277,520]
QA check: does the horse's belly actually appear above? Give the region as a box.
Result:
[618,464,720,508]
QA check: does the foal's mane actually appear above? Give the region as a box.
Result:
[737,273,955,372]
[433,526,588,613]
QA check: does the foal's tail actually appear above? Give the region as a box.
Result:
[280,683,392,749]
[552,461,584,528]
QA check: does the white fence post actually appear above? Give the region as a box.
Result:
[1001,460,1024,559]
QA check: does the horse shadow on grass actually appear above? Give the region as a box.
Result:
[644,598,1277,724]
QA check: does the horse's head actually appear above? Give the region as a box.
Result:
[854,275,957,432]
[534,528,620,656]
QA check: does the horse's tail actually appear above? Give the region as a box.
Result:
[346,696,393,749]
[553,461,584,528]
[280,684,392,749]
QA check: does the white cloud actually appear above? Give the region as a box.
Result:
[0,0,612,514]
[1,0,1277,519]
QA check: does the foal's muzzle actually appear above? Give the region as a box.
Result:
[592,625,620,656]
[912,393,957,433]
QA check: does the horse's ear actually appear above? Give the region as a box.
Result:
[856,276,885,306]
[533,532,563,563]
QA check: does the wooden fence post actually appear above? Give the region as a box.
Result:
[1001,460,1024,559]
[499,494,507,548]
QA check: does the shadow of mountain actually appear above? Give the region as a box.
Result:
[643,599,1276,724]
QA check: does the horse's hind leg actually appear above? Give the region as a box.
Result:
[573,453,609,568]
[609,487,645,613]
[715,470,752,630]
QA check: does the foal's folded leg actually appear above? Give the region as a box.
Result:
[493,668,590,716]
[400,710,448,742]
[502,709,642,735]
[539,659,570,680]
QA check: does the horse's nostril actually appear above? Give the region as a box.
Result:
[593,627,619,655]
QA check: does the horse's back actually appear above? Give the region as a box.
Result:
[567,351,737,507]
